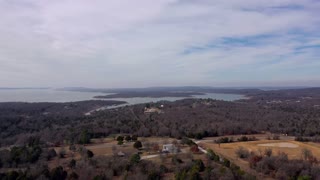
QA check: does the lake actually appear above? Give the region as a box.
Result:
[0,89,244,105]
[0,89,106,103]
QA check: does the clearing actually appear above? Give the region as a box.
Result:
[199,137,320,179]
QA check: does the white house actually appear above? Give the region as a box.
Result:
[162,144,179,153]
[162,144,174,153]
[117,151,125,157]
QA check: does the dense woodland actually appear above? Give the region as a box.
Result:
[1,88,320,179]
[1,88,320,146]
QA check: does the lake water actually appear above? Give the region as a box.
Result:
[104,93,244,109]
[0,89,244,105]
[0,89,106,103]
[108,93,243,105]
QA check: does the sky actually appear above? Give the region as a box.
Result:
[0,0,320,88]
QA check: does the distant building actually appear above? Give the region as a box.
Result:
[144,107,161,114]
[162,144,179,153]
[162,144,174,153]
[117,151,125,157]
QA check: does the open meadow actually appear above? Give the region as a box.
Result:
[199,135,320,178]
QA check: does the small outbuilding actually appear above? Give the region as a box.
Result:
[162,144,178,153]
[117,151,125,157]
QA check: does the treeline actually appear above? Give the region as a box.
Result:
[215,136,258,144]
[1,93,320,146]
[235,146,320,179]
[203,149,256,180]
[0,166,70,180]
[295,136,320,143]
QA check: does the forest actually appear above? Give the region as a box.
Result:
[1,88,320,146]
[1,88,320,179]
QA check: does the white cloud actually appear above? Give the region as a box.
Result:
[0,0,319,87]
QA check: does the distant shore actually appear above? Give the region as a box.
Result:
[94,91,205,99]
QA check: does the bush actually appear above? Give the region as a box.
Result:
[238,136,248,142]
[9,146,42,166]
[194,133,203,140]
[133,141,142,149]
[116,136,124,141]
[272,135,280,140]
[301,148,313,160]
[175,170,188,180]
[50,166,67,180]
[159,165,169,173]
[131,135,138,141]
[130,154,140,164]
[58,148,66,158]
[69,172,79,180]
[47,149,57,160]
[193,159,205,172]
[3,171,20,179]
[87,150,94,158]
[117,140,123,145]
[93,174,107,180]
[190,145,200,153]
[238,136,257,142]
[207,149,220,162]
[69,159,76,169]
[249,155,262,168]
[181,137,195,146]
[147,171,161,180]
[125,135,131,141]
[172,155,183,164]
[188,168,201,180]
[223,158,231,167]
[79,130,90,144]
[264,148,272,157]
[152,143,160,152]
[298,175,312,180]
[69,145,76,152]
[207,149,215,159]
[215,137,233,144]
[230,163,246,178]
[235,147,250,159]
[249,136,257,141]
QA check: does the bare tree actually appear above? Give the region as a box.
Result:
[235,146,249,159]
[264,148,273,157]
[301,148,312,160]
[143,141,150,153]
[112,145,117,156]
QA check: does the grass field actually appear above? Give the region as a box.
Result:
[199,138,320,179]
[49,135,320,179]
[50,136,177,167]
[201,140,320,160]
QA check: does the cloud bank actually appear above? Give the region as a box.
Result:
[0,0,319,87]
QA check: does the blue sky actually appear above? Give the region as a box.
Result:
[0,0,319,88]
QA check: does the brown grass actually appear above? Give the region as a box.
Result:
[200,139,320,179]
[202,140,320,160]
